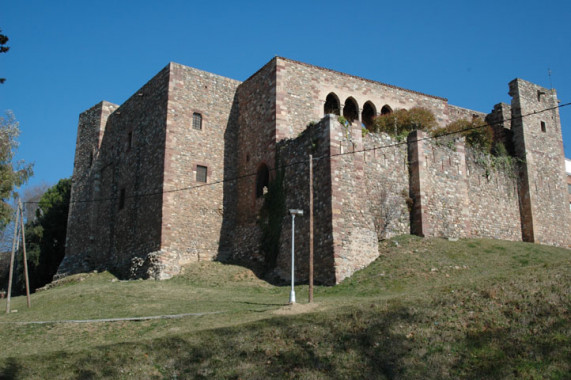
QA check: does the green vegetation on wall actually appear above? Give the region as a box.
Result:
[371,107,437,139]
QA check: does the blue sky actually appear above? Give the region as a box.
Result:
[2,0,571,191]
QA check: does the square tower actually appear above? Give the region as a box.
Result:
[510,79,570,245]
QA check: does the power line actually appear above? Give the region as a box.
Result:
[23,101,571,206]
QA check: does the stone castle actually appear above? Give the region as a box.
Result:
[59,57,570,285]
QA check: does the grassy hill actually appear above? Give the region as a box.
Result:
[0,236,569,379]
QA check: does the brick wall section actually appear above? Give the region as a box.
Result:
[159,63,241,278]
[510,79,570,246]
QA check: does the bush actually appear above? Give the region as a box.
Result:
[433,119,494,153]
[371,107,437,138]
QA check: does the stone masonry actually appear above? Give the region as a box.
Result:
[59,57,571,284]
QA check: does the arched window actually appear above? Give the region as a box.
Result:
[324,93,341,116]
[343,97,359,123]
[256,164,270,198]
[381,105,393,115]
[361,101,377,130]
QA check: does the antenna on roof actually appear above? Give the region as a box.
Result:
[548,68,553,89]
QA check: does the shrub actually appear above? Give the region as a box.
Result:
[433,119,493,153]
[371,107,437,138]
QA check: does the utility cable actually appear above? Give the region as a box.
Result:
[23,101,571,206]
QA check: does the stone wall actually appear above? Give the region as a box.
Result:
[236,59,277,224]
[328,119,380,282]
[465,150,521,240]
[408,130,523,241]
[159,63,241,278]
[61,66,171,278]
[230,59,278,268]
[60,101,118,275]
[413,131,471,238]
[362,132,411,240]
[274,118,335,284]
[447,104,486,123]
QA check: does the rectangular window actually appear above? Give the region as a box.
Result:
[541,121,546,133]
[119,188,126,210]
[196,165,207,183]
[568,184,571,194]
[193,113,202,130]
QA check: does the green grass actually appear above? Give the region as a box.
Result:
[1,237,570,379]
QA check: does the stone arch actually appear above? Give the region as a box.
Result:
[343,97,359,123]
[256,163,270,198]
[381,105,393,115]
[324,93,341,116]
[362,101,377,130]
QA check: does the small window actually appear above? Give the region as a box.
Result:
[568,184,571,194]
[193,113,202,130]
[119,188,126,210]
[196,165,207,182]
[540,121,546,133]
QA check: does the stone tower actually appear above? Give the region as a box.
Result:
[510,78,570,246]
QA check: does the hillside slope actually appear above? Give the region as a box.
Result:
[1,236,569,379]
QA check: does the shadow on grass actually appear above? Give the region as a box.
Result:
[0,306,416,379]
[0,358,21,380]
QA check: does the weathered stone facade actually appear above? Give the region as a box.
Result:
[60,57,571,284]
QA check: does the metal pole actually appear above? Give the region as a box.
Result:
[309,154,314,303]
[290,213,296,304]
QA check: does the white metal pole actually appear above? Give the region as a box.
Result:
[289,213,296,304]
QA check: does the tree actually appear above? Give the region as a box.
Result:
[0,29,9,84]
[21,178,71,290]
[0,112,33,230]
[22,183,49,222]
